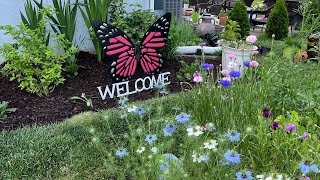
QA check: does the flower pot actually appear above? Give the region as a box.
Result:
[219,16,227,25]
[215,25,224,36]
[221,45,258,76]
[259,46,271,56]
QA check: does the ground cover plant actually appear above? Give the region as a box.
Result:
[1,32,320,179]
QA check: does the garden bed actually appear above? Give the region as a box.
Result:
[0,52,221,131]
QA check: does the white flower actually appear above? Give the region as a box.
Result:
[204,139,218,150]
[151,147,158,154]
[136,147,145,154]
[187,126,203,136]
[276,174,283,180]
[191,151,209,163]
[265,177,273,180]
[127,106,137,112]
[256,175,264,179]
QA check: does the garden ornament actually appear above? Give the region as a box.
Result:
[307,34,319,61]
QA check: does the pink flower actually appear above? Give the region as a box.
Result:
[252,50,259,55]
[221,69,229,76]
[246,35,257,44]
[193,72,203,83]
[249,61,259,67]
[261,15,266,20]
[227,62,235,69]
[227,54,236,60]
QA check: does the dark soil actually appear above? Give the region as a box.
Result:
[0,52,221,131]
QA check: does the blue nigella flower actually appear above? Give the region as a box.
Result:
[175,113,191,123]
[145,134,157,144]
[115,149,127,157]
[236,171,254,180]
[120,114,128,119]
[201,63,214,70]
[134,108,145,116]
[118,97,129,105]
[119,104,128,110]
[229,70,241,78]
[244,60,250,68]
[224,150,241,165]
[299,162,320,174]
[225,132,241,142]
[163,124,177,137]
[220,77,231,87]
[154,83,164,90]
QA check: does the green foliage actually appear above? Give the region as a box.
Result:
[227,0,250,38]
[111,3,155,44]
[265,0,289,40]
[297,0,320,36]
[162,19,202,60]
[0,18,77,96]
[70,93,93,108]
[221,20,241,41]
[177,60,200,81]
[79,0,114,62]
[0,101,17,120]
[191,12,200,23]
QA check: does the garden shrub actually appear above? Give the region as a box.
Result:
[0,18,77,96]
[265,0,289,40]
[227,0,250,38]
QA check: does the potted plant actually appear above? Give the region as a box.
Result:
[218,9,228,25]
[220,20,258,76]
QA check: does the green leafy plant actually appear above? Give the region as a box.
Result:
[191,11,200,24]
[70,93,93,108]
[0,10,77,96]
[227,0,250,38]
[265,0,289,40]
[297,0,320,37]
[177,60,200,81]
[79,0,115,62]
[0,101,17,120]
[20,0,49,46]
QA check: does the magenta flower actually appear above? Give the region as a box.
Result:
[262,107,272,118]
[249,61,259,67]
[246,35,257,44]
[221,69,229,76]
[199,43,207,47]
[285,124,297,132]
[271,121,279,130]
[193,72,203,83]
[252,50,259,55]
[227,54,236,60]
[303,132,308,140]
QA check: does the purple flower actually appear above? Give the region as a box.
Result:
[229,70,241,78]
[262,107,272,118]
[236,171,254,180]
[224,150,241,165]
[225,132,240,142]
[244,60,250,68]
[201,63,214,70]
[175,113,191,123]
[199,43,207,47]
[299,176,311,180]
[285,123,297,132]
[271,121,279,130]
[303,132,308,140]
[145,134,157,144]
[221,77,231,87]
[193,71,203,83]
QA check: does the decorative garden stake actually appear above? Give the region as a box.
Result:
[91,13,172,99]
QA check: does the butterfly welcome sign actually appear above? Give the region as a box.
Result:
[92,13,172,100]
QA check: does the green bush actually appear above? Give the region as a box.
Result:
[265,0,289,40]
[0,18,77,96]
[227,0,250,38]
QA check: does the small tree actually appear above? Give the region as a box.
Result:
[228,0,250,38]
[265,0,289,40]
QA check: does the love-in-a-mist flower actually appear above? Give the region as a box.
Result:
[187,126,203,136]
[262,107,272,118]
[204,139,218,150]
[285,123,296,132]
[236,171,254,180]
[151,147,158,154]
[221,77,231,87]
[303,132,309,140]
[227,54,236,60]
[270,121,279,130]
[192,151,210,163]
[120,114,128,119]
[175,113,191,123]
[135,108,145,116]
[136,147,145,154]
[246,35,257,43]
[115,149,127,157]
[193,71,203,83]
[118,97,129,105]
[201,63,214,70]
[299,161,320,174]
[154,83,164,90]
[244,60,250,68]
[145,134,157,144]
[127,105,138,112]
[249,61,259,67]
[252,50,259,55]
[163,124,177,137]
[225,132,241,142]
[224,150,241,165]
[221,69,229,76]
[229,70,241,78]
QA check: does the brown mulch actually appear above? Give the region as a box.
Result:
[0,52,221,131]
